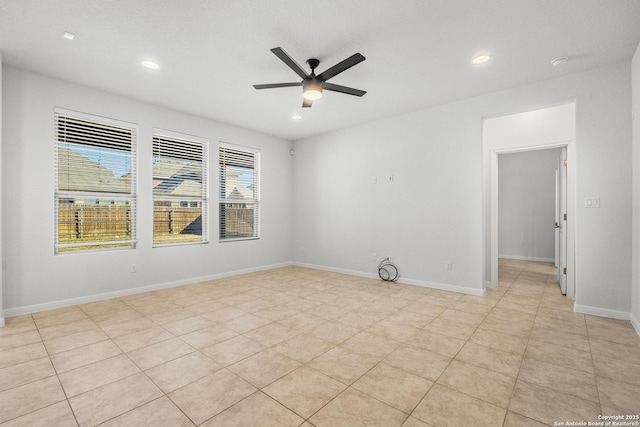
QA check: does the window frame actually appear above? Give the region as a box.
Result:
[54,109,137,254]
[152,129,209,247]
[219,143,260,242]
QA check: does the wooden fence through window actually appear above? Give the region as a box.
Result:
[58,204,131,242]
[153,206,202,236]
[220,206,255,238]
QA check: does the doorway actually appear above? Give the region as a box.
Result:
[483,103,576,299]
[497,147,566,294]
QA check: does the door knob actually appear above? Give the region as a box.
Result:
[554,222,561,229]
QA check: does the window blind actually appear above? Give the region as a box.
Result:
[219,145,260,240]
[152,132,208,246]
[54,112,136,252]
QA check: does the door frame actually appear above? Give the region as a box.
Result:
[489,140,576,299]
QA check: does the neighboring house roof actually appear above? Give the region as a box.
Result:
[153,160,203,198]
[227,188,245,200]
[57,146,130,193]
[223,168,254,200]
[229,186,254,200]
[170,180,203,198]
[60,147,254,201]
[153,160,185,180]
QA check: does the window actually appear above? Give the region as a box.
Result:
[54,111,136,253]
[219,145,260,240]
[153,131,208,246]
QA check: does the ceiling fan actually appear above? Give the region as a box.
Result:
[253,47,366,108]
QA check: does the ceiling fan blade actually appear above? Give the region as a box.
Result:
[323,82,366,97]
[302,98,313,108]
[317,53,365,82]
[253,82,302,90]
[271,47,309,80]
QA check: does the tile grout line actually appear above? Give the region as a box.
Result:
[34,312,82,427]
[500,265,535,427]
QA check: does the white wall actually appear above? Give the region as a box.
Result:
[2,67,293,315]
[498,148,562,262]
[293,62,633,315]
[292,101,485,295]
[632,41,640,333]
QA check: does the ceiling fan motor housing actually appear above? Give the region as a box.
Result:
[307,58,320,72]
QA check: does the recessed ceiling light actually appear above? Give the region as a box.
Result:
[63,31,75,41]
[472,54,491,65]
[291,114,302,120]
[141,60,160,70]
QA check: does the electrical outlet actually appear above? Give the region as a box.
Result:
[130,264,137,273]
[445,262,453,271]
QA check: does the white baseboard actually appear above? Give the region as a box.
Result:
[631,312,640,337]
[574,303,631,321]
[293,262,379,280]
[401,276,487,296]
[2,262,292,318]
[498,254,555,263]
[293,262,486,296]
[0,317,5,327]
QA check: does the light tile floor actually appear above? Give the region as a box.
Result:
[1,261,639,426]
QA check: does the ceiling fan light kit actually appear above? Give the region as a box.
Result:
[302,78,323,100]
[253,47,366,108]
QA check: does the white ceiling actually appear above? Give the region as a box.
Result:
[1,1,640,141]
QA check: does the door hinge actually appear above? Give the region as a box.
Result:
[563,159,567,167]
[564,213,567,221]
[563,267,567,275]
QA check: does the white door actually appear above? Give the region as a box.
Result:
[555,168,560,271]
[555,148,568,294]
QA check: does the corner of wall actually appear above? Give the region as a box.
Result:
[0,53,4,325]
[632,40,640,333]
[632,312,640,336]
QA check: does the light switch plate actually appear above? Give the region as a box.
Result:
[585,197,600,208]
